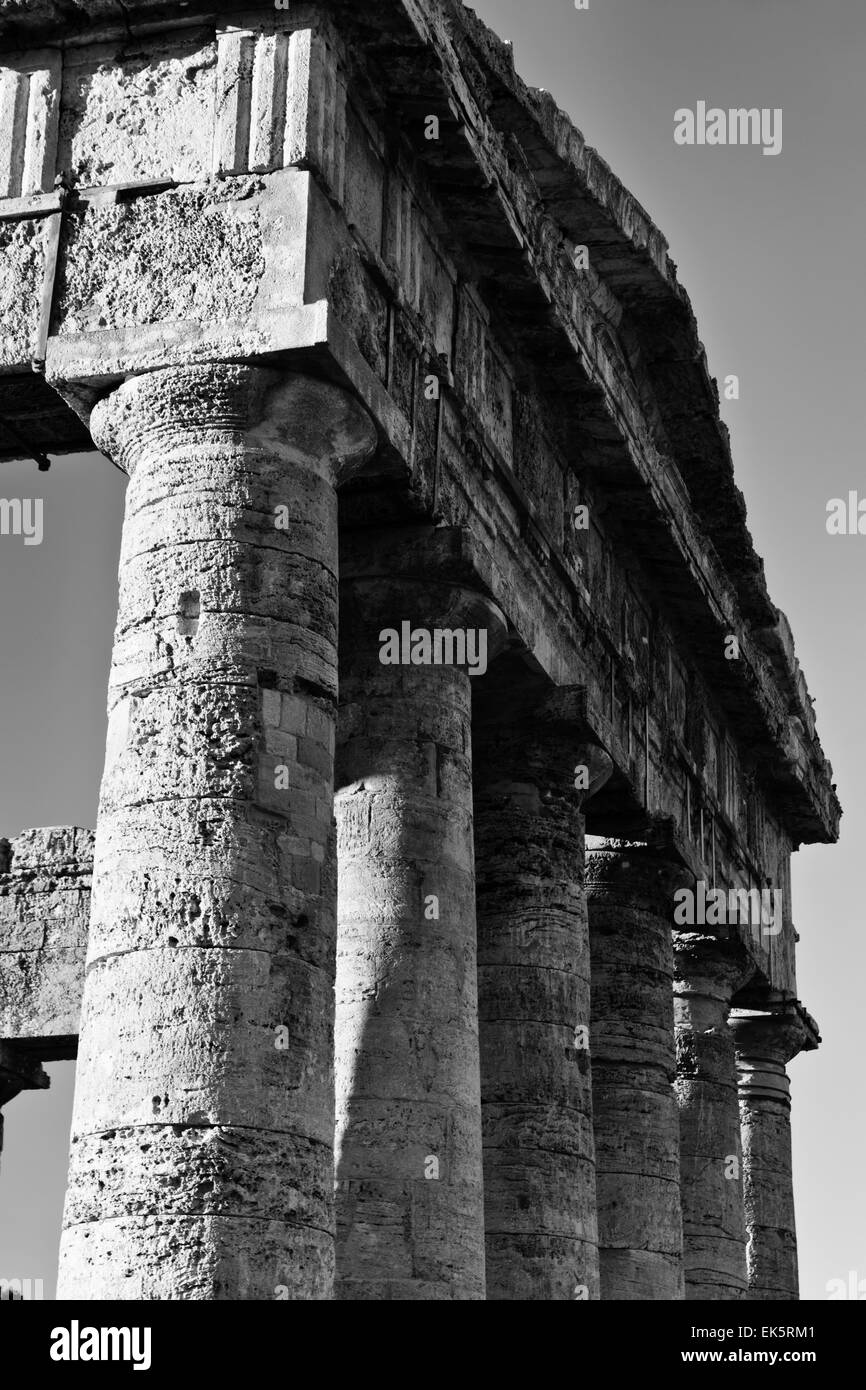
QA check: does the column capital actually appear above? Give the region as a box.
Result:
[730,1005,816,1108]
[585,840,686,916]
[532,687,614,806]
[473,680,613,809]
[673,931,755,1004]
[90,364,377,483]
[339,525,509,672]
[342,578,508,655]
[729,1004,814,1065]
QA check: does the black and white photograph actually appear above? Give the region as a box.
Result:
[0,0,861,1362]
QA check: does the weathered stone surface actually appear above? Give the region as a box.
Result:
[674,933,754,1300]
[0,215,47,367]
[0,825,92,1047]
[586,842,684,1300]
[57,34,218,188]
[333,536,505,1300]
[0,49,60,199]
[43,167,338,391]
[57,364,375,1301]
[1,16,344,194]
[730,1006,815,1301]
[58,1214,331,1300]
[56,183,266,336]
[473,690,611,1300]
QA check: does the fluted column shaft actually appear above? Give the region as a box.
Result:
[473,695,611,1300]
[730,1007,810,1300]
[57,364,376,1300]
[586,842,684,1299]
[334,547,505,1299]
[674,932,753,1300]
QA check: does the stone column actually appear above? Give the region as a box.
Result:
[585,842,684,1299]
[674,932,753,1300]
[334,542,505,1300]
[472,691,611,1300]
[729,1006,812,1300]
[57,364,376,1300]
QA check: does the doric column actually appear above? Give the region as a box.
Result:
[674,932,753,1300]
[473,689,612,1300]
[585,841,684,1300]
[729,1005,814,1300]
[57,364,376,1300]
[334,533,506,1300]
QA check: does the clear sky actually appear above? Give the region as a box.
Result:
[1,0,863,1300]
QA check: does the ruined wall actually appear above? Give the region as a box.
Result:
[0,825,93,1050]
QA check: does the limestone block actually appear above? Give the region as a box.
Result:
[0,215,49,368]
[58,35,216,188]
[51,19,346,193]
[0,49,59,199]
[55,182,266,336]
[46,169,342,382]
[0,826,92,1046]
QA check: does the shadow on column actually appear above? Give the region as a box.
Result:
[472,654,610,1300]
[332,561,501,1300]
